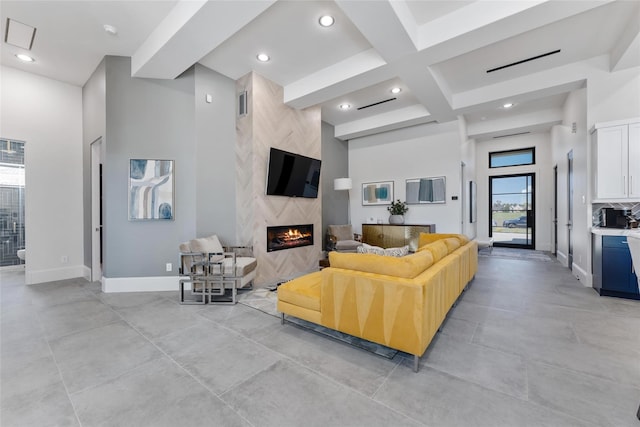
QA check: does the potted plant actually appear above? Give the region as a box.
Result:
[387,199,408,224]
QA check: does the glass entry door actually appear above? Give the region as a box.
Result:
[490,173,535,249]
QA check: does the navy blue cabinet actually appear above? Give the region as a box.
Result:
[593,235,639,300]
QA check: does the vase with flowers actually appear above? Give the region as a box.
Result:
[387,199,408,224]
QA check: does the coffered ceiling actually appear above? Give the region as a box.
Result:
[2,0,639,141]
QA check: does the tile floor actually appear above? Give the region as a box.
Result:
[1,255,639,427]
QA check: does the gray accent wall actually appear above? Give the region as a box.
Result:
[321,121,349,239]
[82,59,106,267]
[82,57,239,280]
[194,64,237,243]
[103,56,196,278]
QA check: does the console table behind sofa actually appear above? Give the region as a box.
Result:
[362,224,436,252]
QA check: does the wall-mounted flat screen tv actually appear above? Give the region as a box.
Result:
[266,147,321,198]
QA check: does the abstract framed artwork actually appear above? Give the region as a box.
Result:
[129,159,174,220]
[362,181,394,206]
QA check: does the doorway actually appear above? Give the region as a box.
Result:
[91,138,103,282]
[489,173,535,249]
[0,139,25,268]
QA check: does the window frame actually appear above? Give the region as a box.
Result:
[488,147,536,169]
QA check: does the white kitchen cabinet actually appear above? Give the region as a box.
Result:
[592,119,640,201]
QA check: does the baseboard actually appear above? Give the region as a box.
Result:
[82,265,91,282]
[0,264,25,272]
[556,250,568,267]
[102,275,180,293]
[571,263,591,287]
[25,265,86,285]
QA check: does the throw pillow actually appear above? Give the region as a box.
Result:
[384,245,409,257]
[357,243,385,255]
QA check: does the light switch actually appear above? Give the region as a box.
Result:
[205,94,212,103]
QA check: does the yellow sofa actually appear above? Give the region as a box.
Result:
[277,233,477,371]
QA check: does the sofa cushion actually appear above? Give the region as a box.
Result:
[329,250,433,279]
[418,233,469,248]
[417,240,449,262]
[278,271,322,312]
[443,237,461,252]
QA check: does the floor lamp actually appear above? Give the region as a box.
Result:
[334,178,352,224]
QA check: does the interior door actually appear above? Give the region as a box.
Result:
[568,150,574,268]
[553,165,558,256]
[91,138,103,282]
[489,173,535,249]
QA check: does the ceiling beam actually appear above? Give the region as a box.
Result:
[610,5,640,72]
[284,49,393,109]
[334,104,432,140]
[335,0,418,62]
[467,109,563,140]
[131,0,275,79]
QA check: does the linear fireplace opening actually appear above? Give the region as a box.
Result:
[267,224,314,252]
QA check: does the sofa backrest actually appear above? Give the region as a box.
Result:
[417,233,469,249]
[329,250,434,279]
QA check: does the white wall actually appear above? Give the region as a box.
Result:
[551,88,589,283]
[475,132,553,251]
[349,121,463,235]
[459,117,477,239]
[0,66,84,284]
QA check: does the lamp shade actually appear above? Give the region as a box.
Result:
[334,178,352,191]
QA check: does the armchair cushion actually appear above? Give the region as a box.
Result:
[190,235,224,254]
[328,224,354,242]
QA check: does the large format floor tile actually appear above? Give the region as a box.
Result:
[254,321,401,396]
[374,364,595,427]
[71,357,249,427]
[221,359,421,427]
[2,254,639,426]
[155,322,283,395]
[49,320,162,394]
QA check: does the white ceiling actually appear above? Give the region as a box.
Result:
[2,0,639,142]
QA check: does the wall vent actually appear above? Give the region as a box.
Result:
[238,90,248,117]
[357,97,396,111]
[486,49,561,73]
[493,131,530,139]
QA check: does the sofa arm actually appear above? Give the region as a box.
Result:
[320,268,426,356]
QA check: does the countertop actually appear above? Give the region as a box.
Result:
[591,227,640,236]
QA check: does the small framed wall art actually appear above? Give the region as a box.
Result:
[129,159,174,220]
[362,181,394,206]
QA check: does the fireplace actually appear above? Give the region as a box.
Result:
[267,224,314,252]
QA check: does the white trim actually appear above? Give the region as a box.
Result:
[25,265,86,285]
[0,264,25,272]
[556,250,568,267]
[82,265,92,281]
[571,262,591,287]
[102,275,180,293]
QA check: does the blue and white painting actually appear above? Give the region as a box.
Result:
[129,159,174,220]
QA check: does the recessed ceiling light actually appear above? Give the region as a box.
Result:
[15,53,34,62]
[339,103,351,110]
[257,53,270,62]
[319,15,335,27]
[103,24,118,35]
[391,87,402,94]
[502,102,514,109]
